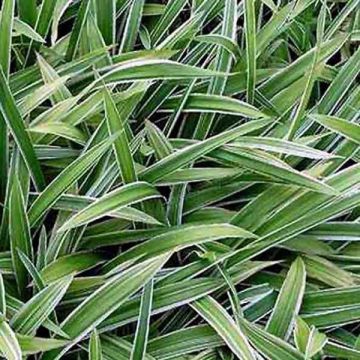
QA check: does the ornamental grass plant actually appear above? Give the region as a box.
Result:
[0,0,359,359]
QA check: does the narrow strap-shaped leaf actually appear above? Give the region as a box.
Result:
[311,115,360,145]
[195,34,241,60]
[323,341,360,359]
[6,296,69,339]
[51,0,73,45]
[89,330,102,360]
[44,254,169,360]
[191,296,256,360]
[317,46,360,114]
[98,262,277,329]
[0,0,15,77]
[29,122,87,145]
[18,77,70,117]
[160,93,268,118]
[244,0,256,103]
[226,192,360,271]
[286,30,323,140]
[28,137,115,227]
[119,0,145,53]
[13,19,45,43]
[10,275,72,335]
[36,226,47,271]
[95,0,115,45]
[102,224,257,273]
[193,0,237,139]
[228,136,335,159]
[17,0,37,27]
[36,54,72,103]
[266,258,306,340]
[0,274,5,315]
[140,119,271,183]
[98,59,225,85]
[0,148,27,251]
[259,34,346,98]
[130,279,153,360]
[325,0,359,40]
[145,121,173,160]
[91,335,155,360]
[25,0,57,64]
[17,250,46,291]
[40,252,104,283]
[34,193,161,226]
[104,89,137,183]
[210,147,337,195]
[150,0,187,45]
[0,67,45,191]
[294,317,327,358]
[9,179,32,299]
[0,319,22,360]
[58,182,161,232]
[66,0,91,61]
[17,335,68,356]
[33,0,57,38]
[239,318,305,360]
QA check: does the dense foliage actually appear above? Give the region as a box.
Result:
[0,0,359,359]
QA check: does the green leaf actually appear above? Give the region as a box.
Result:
[102,224,257,273]
[130,279,153,360]
[89,330,102,360]
[211,147,337,195]
[195,34,241,60]
[310,114,360,145]
[35,193,161,226]
[294,317,327,358]
[266,258,306,340]
[119,0,145,53]
[36,54,72,103]
[244,0,256,103]
[228,136,335,159]
[0,274,5,315]
[95,0,115,45]
[239,318,305,360]
[0,3,359,359]
[28,136,115,227]
[16,0,37,27]
[0,67,45,190]
[193,0,237,139]
[66,0,91,61]
[145,121,173,160]
[40,252,104,283]
[140,119,271,183]
[150,0,187,45]
[45,254,169,359]
[0,0,15,77]
[51,0,72,45]
[302,255,354,288]
[0,319,22,360]
[29,122,87,145]
[191,296,256,360]
[13,19,45,43]
[98,59,225,85]
[17,335,68,355]
[58,182,161,232]
[10,275,72,335]
[161,93,268,118]
[17,250,45,291]
[104,89,137,183]
[9,178,32,298]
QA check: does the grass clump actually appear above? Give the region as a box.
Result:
[0,0,359,359]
